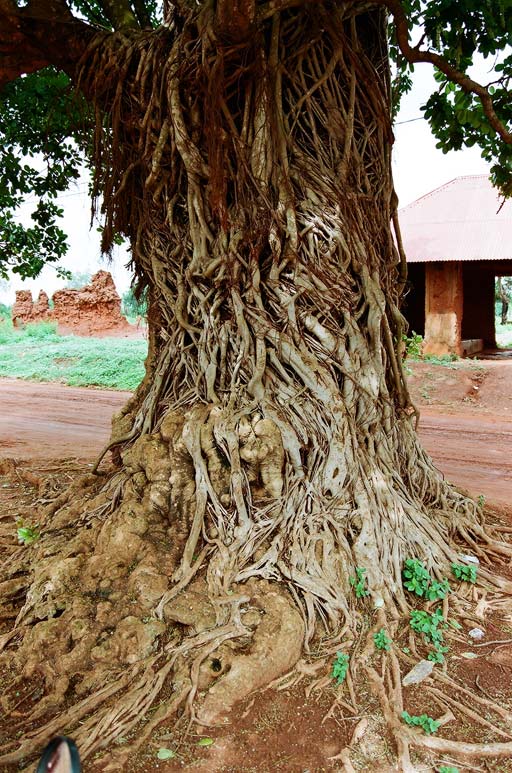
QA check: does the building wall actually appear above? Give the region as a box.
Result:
[423,262,463,356]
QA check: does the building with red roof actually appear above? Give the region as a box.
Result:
[399,175,512,356]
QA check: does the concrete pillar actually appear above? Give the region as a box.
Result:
[423,262,463,356]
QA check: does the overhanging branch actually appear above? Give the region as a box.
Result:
[376,0,512,144]
[0,1,95,88]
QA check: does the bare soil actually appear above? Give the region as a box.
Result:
[1,361,512,772]
[1,359,511,503]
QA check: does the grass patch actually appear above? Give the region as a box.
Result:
[0,321,147,391]
[496,320,512,348]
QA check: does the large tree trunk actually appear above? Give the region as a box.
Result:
[2,5,511,769]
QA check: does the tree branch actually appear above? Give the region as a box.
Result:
[0,1,95,89]
[377,0,512,144]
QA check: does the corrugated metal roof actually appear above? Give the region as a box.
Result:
[398,175,512,263]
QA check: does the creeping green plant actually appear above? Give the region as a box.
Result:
[402,559,451,601]
[427,645,449,664]
[401,711,440,735]
[349,567,370,598]
[331,652,349,684]
[373,628,391,651]
[16,524,40,545]
[410,607,449,662]
[451,563,477,584]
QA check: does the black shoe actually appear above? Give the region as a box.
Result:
[36,737,81,773]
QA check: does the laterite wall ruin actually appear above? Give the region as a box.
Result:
[11,271,134,338]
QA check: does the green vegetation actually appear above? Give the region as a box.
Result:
[156,748,177,760]
[331,652,349,685]
[409,607,449,663]
[402,559,451,601]
[438,766,459,773]
[496,319,512,348]
[401,711,440,735]
[451,563,478,584]
[402,333,459,366]
[122,287,148,322]
[373,628,392,651]
[0,321,147,391]
[403,332,423,359]
[16,523,40,545]
[349,567,370,598]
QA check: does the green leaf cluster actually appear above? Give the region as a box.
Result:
[373,628,392,651]
[390,1,512,197]
[409,607,449,662]
[402,559,451,601]
[0,69,87,279]
[451,563,478,583]
[331,652,349,685]
[349,567,370,598]
[401,710,440,735]
[16,523,40,545]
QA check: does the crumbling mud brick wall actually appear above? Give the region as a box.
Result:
[12,271,133,337]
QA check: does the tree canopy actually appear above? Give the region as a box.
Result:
[0,0,511,281]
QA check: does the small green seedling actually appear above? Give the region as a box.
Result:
[157,748,177,760]
[401,711,440,735]
[427,645,449,664]
[196,737,214,747]
[409,608,446,646]
[331,652,349,684]
[402,332,423,360]
[477,494,486,508]
[373,628,391,651]
[410,607,449,662]
[16,524,40,545]
[451,563,477,584]
[438,766,459,773]
[402,559,451,601]
[427,579,451,601]
[349,567,370,598]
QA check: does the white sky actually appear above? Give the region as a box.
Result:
[0,63,492,305]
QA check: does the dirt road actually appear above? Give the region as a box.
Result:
[0,378,128,461]
[0,377,510,505]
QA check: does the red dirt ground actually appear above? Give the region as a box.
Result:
[1,358,511,504]
[1,361,512,772]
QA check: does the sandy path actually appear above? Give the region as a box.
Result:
[0,377,510,505]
